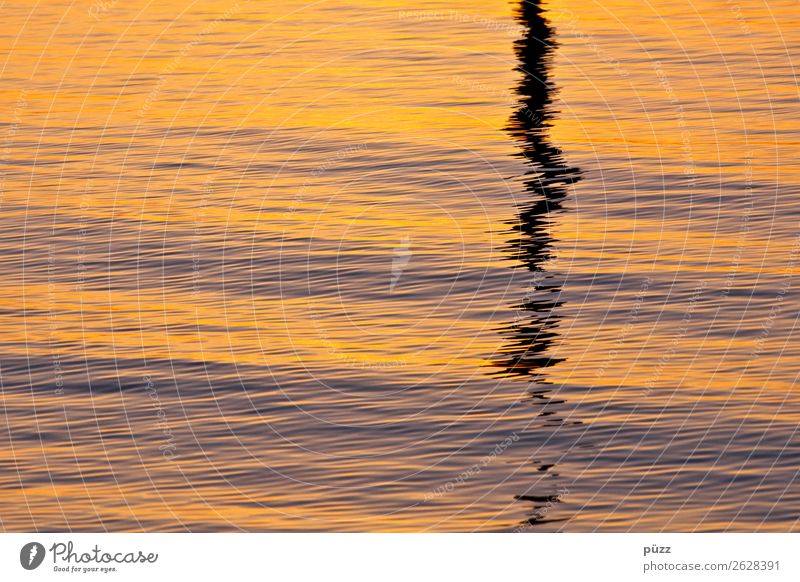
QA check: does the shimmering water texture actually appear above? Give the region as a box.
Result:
[1,0,798,531]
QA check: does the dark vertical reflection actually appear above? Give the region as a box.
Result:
[493,0,581,528]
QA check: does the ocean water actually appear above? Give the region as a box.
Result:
[0,0,798,531]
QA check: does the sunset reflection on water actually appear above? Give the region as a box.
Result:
[0,0,798,531]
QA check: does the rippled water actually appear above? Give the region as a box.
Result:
[1,0,798,531]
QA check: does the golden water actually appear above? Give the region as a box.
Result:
[0,0,798,531]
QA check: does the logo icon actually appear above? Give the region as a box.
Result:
[389,235,412,292]
[20,542,46,570]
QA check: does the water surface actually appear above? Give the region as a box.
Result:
[0,0,798,531]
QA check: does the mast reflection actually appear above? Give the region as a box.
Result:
[495,0,581,528]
